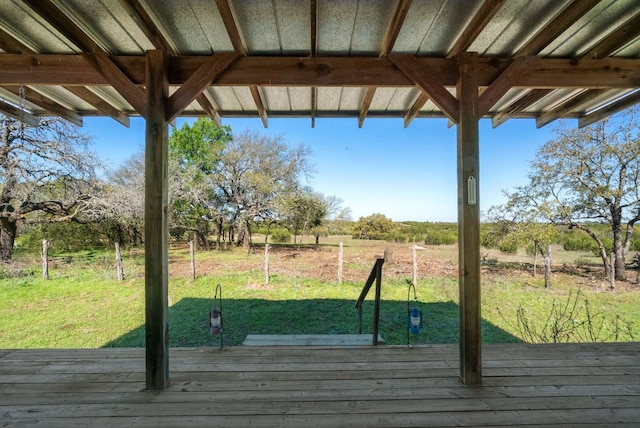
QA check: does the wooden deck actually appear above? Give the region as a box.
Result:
[1,343,639,427]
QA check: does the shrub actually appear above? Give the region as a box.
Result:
[270,228,291,243]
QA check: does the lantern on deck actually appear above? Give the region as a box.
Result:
[407,282,423,345]
[209,284,224,348]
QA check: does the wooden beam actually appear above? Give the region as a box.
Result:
[388,54,459,123]
[22,0,103,53]
[2,85,82,126]
[250,86,268,127]
[579,89,640,128]
[358,87,376,128]
[536,88,609,128]
[404,92,429,128]
[516,0,601,56]
[478,56,537,117]
[456,52,481,386]
[0,100,41,127]
[167,53,239,122]
[582,11,640,59]
[4,55,640,90]
[447,0,506,58]
[63,86,130,127]
[380,0,412,58]
[144,49,170,391]
[82,52,147,117]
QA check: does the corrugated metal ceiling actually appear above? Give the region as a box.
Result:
[1,0,640,128]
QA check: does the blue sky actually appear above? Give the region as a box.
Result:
[85,115,555,222]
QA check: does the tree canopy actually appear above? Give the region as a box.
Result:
[490,108,640,280]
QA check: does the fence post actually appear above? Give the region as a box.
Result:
[41,239,50,280]
[412,245,425,287]
[544,245,551,289]
[264,244,270,285]
[115,242,124,281]
[190,240,196,281]
[338,242,343,284]
[610,252,615,290]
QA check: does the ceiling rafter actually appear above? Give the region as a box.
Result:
[310,0,318,57]
[119,0,223,125]
[536,88,609,128]
[404,92,430,128]
[0,100,40,126]
[447,0,507,58]
[2,85,82,126]
[215,0,267,127]
[515,0,601,56]
[311,86,317,128]
[0,28,83,126]
[493,0,606,126]
[64,86,130,127]
[491,89,552,127]
[579,89,640,127]
[582,11,640,59]
[358,87,376,128]
[20,0,136,124]
[388,54,459,123]
[478,55,537,117]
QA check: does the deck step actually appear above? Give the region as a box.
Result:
[242,334,384,346]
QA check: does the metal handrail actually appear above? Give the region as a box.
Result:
[354,257,385,345]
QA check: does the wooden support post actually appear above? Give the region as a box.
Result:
[144,49,169,391]
[456,52,482,385]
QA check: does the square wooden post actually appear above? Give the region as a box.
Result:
[456,52,482,385]
[145,49,170,390]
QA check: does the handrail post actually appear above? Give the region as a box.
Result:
[372,259,382,345]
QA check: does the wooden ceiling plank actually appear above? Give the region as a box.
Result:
[2,85,82,126]
[579,90,640,128]
[447,0,507,58]
[380,0,412,58]
[64,86,130,127]
[82,52,146,117]
[478,56,537,117]
[250,86,268,127]
[116,0,176,55]
[0,101,41,126]
[22,0,103,53]
[388,54,459,123]
[167,53,240,122]
[215,0,247,55]
[358,87,376,128]
[491,89,553,127]
[404,92,429,128]
[582,12,640,59]
[536,88,609,128]
[516,0,601,56]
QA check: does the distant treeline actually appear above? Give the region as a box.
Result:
[14,218,639,256]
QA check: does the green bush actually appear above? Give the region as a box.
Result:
[270,228,291,243]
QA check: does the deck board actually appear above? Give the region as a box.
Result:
[1,343,639,427]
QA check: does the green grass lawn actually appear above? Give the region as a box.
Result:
[1,243,638,348]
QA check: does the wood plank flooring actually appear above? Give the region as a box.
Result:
[1,343,639,427]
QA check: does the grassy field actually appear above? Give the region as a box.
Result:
[1,236,638,348]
